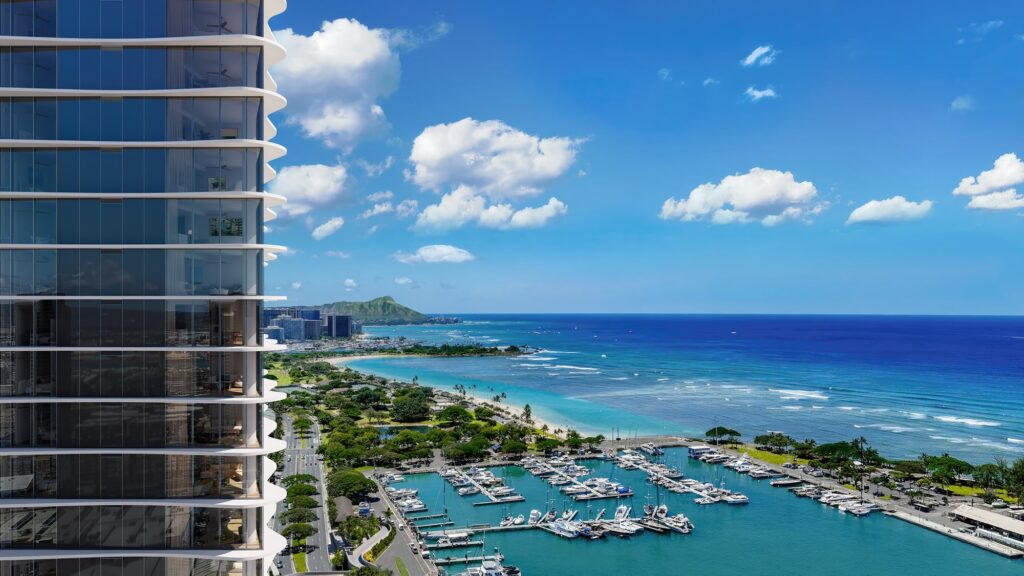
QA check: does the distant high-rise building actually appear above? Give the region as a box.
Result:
[278,317,305,341]
[0,1,289,575]
[325,314,354,338]
[262,326,285,343]
[262,306,319,327]
[302,318,321,340]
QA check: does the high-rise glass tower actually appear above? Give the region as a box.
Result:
[0,1,289,575]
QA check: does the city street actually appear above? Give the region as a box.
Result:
[273,414,336,574]
[369,486,437,576]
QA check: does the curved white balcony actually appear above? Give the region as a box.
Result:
[0,491,285,510]
[0,134,286,163]
[0,294,286,302]
[0,541,287,563]
[0,391,287,405]
[0,32,287,89]
[0,437,288,458]
[0,84,284,115]
[266,0,287,20]
[0,344,287,353]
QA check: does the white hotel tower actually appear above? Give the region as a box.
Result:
[0,1,289,575]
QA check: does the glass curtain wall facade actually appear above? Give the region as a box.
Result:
[0,1,288,575]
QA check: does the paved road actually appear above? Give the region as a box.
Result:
[370,488,437,576]
[273,414,336,574]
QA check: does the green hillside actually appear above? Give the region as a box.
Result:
[320,296,431,325]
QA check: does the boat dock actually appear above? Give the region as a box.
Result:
[416,520,455,529]
[433,553,505,566]
[612,451,722,503]
[472,495,526,506]
[406,512,449,521]
[423,524,536,539]
[425,539,485,550]
[529,461,628,502]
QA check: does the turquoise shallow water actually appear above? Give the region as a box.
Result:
[356,315,1024,464]
[391,448,1023,576]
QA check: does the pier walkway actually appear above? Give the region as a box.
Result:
[433,553,505,566]
[612,452,719,502]
[886,511,1023,559]
[529,462,624,502]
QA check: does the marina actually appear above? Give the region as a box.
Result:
[372,444,1024,575]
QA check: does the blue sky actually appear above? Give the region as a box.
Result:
[265,1,1024,315]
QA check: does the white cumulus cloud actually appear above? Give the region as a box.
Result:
[659,167,823,226]
[359,202,394,219]
[393,244,475,264]
[703,77,720,87]
[741,45,779,67]
[953,153,1024,197]
[967,189,1024,210]
[274,19,400,150]
[414,186,567,231]
[343,278,358,292]
[325,250,350,259]
[311,216,345,240]
[408,118,583,200]
[367,190,394,202]
[745,86,778,101]
[396,199,419,219]
[269,163,349,218]
[846,196,933,224]
[291,282,302,290]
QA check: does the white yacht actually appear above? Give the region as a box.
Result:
[545,519,580,539]
[458,486,480,496]
[723,493,749,505]
[513,514,525,525]
[528,509,543,525]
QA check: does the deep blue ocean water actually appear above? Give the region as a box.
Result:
[354,314,1024,464]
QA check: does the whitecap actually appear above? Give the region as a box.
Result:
[934,415,1000,427]
[900,411,927,420]
[769,388,830,401]
[838,406,857,411]
[524,356,557,361]
[856,423,915,433]
[608,377,629,381]
[781,405,803,411]
[551,364,600,372]
[568,371,601,375]
[657,378,670,382]
[1008,438,1024,445]
[930,435,969,444]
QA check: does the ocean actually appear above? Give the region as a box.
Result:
[347,315,1024,574]
[352,314,1024,465]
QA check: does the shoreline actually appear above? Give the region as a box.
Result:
[331,354,567,436]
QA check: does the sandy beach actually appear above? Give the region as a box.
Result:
[330,353,567,436]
